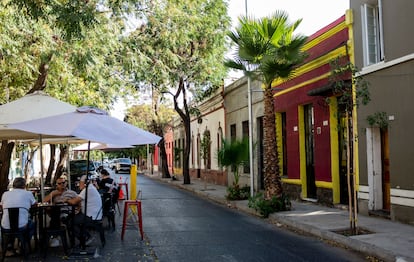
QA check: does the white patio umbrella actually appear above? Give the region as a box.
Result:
[0,91,76,140]
[72,142,134,151]
[9,106,162,146]
[0,91,78,200]
[10,106,161,219]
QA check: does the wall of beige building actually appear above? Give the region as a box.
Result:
[223,76,264,192]
[188,86,227,185]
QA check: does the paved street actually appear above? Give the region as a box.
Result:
[138,175,367,262]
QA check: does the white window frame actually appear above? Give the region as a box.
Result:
[361,0,384,66]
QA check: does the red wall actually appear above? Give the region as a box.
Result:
[273,15,349,184]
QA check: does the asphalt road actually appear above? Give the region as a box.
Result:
[133,174,368,262]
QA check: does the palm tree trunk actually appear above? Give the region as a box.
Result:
[263,86,283,199]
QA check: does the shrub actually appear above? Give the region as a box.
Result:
[248,192,291,218]
[226,185,250,200]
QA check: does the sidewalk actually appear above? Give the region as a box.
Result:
[144,171,414,262]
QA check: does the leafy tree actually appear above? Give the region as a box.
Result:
[225,11,307,199]
[125,102,176,178]
[126,0,230,184]
[0,0,147,194]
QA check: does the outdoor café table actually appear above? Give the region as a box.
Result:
[35,202,75,256]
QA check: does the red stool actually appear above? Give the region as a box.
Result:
[121,200,143,240]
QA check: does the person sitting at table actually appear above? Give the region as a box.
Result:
[0,177,37,254]
[43,174,78,205]
[65,174,102,246]
[43,174,78,247]
[98,168,118,194]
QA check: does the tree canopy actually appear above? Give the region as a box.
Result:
[0,0,147,109]
[125,0,231,183]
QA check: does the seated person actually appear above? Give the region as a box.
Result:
[1,177,37,252]
[43,174,78,225]
[98,168,118,194]
[65,174,103,246]
[43,174,78,205]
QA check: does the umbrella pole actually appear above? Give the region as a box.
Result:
[39,134,45,201]
[85,141,91,216]
[80,140,91,251]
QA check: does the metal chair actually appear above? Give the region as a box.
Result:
[39,205,69,257]
[101,192,116,230]
[1,207,31,261]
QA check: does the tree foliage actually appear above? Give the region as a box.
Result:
[0,0,146,108]
[126,103,176,130]
[126,0,231,183]
[0,0,149,194]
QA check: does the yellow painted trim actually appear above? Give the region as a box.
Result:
[281,178,302,185]
[298,105,307,198]
[346,9,360,191]
[315,181,333,189]
[275,72,329,97]
[329,97,341,204]
[275,113,283,175]
[273,46,348,97]
[303,19,348,51]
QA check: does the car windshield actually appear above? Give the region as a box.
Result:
[118,158,131,164]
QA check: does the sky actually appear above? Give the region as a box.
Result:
[111,0,349,119]
[228,0,349,36]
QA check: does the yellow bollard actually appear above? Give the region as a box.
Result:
[130,164,137,200]
[129,164,138,214]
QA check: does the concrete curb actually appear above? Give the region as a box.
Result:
[269,215,397,262]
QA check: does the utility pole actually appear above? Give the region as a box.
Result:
[245,0,255,197]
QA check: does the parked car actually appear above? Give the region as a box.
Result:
[115,158,132,174]
[109,159,118,170]
[69,159,99,191]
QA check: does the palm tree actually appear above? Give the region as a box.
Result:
[225,11,307,199]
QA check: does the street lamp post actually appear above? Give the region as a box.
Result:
[247,77,254,197]
[245,0,254,197]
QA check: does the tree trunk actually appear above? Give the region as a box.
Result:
[182,114,191,184]
[45,144,56,186]
[0,141,15,197]
[54,145,68,184]
[159,138,171,178]
[23,148,37,181]
[172,77,192,185]
[27,54,52,94]
[263,86,283,199]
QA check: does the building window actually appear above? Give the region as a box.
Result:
[197,134,201,168]
[217,126,223,151]
[361,1,384,66]
[242,120,250,174]
[230,124,236,141]
[191,135,194,166]
[202,130,211,170]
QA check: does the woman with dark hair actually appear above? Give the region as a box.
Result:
[98,169,117,193]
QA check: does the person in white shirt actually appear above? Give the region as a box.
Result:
[1,177,37,229]
[65,174,102,246]
[1,177,37,252]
